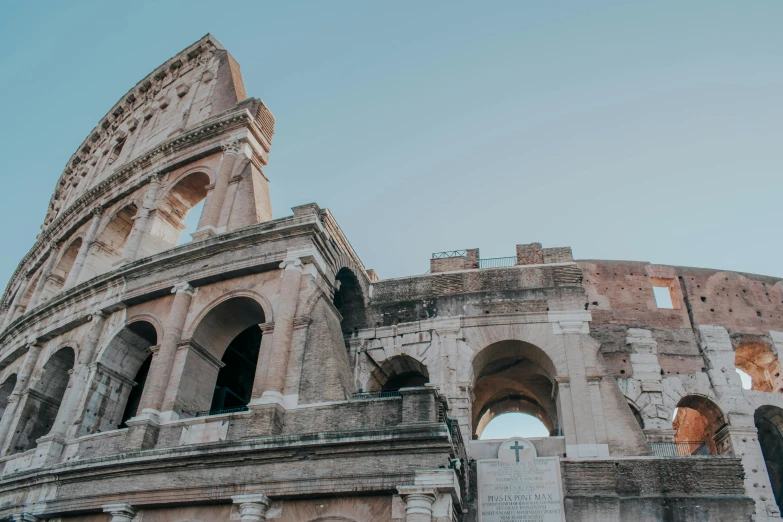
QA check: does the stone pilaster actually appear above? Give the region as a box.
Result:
[122,173,162,262]
[194,138,243,238]
[27,242,61,309]
[102,503,136,522]
[626,328,671,430]
[64,206,103,288]
[34,311,107,465]
[125,282,194,449]
[551,311,607,458]
[232,493,271,522]
[0,342,43,454]
[723,426,782,520]
[397,486,438,522]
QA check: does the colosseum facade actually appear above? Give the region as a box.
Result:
[0,34,780,522]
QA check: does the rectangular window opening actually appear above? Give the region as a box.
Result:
[653,286,674,309]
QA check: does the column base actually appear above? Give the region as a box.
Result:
[191,227,217,242]
[32,433,67,467]
[246,402,285,436]
[124,413,161,451]
[565,443,609,459]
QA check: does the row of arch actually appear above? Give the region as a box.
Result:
[3,169,212,324]
[0,266,367,455]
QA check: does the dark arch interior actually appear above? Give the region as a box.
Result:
[366,355,429,392]
[333,268,366,336]
[471,340,557,440]
[210,325,262,412]
[0,374,17,420]
[11,347,75,454]
[190,297,266,416]
[756,406,783,513]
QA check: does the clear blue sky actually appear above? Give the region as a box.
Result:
[2,1,782,289]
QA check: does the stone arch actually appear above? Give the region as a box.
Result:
[88,203,138,273]
[673,394,729,456]
[755,405,783,513]
[80,320,158,434]
[147,169,211,249]
[626,399,644,429]
[735,342,783,393]
[177,296,266,416]
[471,340,558,440]
[126,313,164,343]
[333,267,367,336]
[365,354,430,392]
[0,374,17,420]
[9,347,75,454]
[45,236,83,297]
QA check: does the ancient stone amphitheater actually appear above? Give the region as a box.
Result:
[0,35,780,522]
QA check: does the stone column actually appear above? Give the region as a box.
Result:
[195,139,242,238]
[257,258,303,403]
[246,258,303,436]
[551,312,608,458]
[231,493,271,522]
[138,282,196,417]
[122,173,162,262]
[102,503,136,522]
[64,206,103,289]
[397,486,438,522]
[27,242,61,310]
[1,278,31,331]
[0,342,43,454]
[33,311,107,465]
[724,426,782,520]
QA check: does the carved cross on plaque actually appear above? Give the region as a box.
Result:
[509,440,524,462]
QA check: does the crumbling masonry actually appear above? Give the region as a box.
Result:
[0,35,780,522]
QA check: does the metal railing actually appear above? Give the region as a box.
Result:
[479,256,517,269]
[432,250,466,259]
[195,405,249,417]
[351,390,402,400]
[650,441,710,457]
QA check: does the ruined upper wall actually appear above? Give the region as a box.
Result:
[43,35,249,231]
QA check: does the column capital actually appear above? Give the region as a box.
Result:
[232,493,271,521]
[87,309,106,322]
[221,137,244,155]
[102,502,136,522]
[91,205,104,216]
[11,514,39,522]
[171,281,197,296]
[279,257,303,272]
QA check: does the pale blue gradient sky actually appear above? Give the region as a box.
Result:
[2,2,782,283]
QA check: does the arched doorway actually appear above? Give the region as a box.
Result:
[147,172,210,250]
[755,406,783,513]
[365,354,429,392]
[735,343,783,393]
[471,340,558,440]
[672,395,729,456]
[0,374,17,420]
[86,204,137,275]
[79,320,157,435]
[333,268,366,338]
[186,296,265,416]
[10,347,75,454]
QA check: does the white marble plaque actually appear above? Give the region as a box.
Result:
[478,438,566,522]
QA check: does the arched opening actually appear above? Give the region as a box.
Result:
[365,355,429,392]
[146,172,210,251]
[20,271,41,313]
[735,343,783,393]
[480,412,550,439]
[471,340,558,440]
[89,204,137,272]
[755,406,783,513]
[333,268,366,338]
[628,401,644,429]
[80,321,157,435]
[672,395,729,456]
[43,237,82,298]
[0,374,17,420]
[185,297,265,416]
[10,347,75,454]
